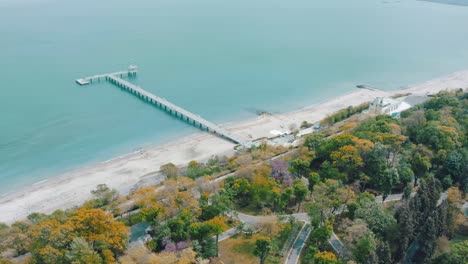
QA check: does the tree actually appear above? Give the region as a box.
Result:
[402,183,412,200]
[0,223,31,257]
[289,159,310,178]
[303,245,319,264]
[311,225,332,248]
[160,163,179,179]
[416,122,460,152]
[311,179,354,223]
[69,208,128,252]
[205,216,227,257]
[254,238,271,264]
[65,237,102,264]
[308,172,321,191]
[293,180,309,212]
[313,251,338,264]
[451,241,468,263]
[90,184,118,208]
[27,212,48,225]
[200,192,231,221]
[185,160,206,179]
[365,143,401,201]
[167,218,190,242]
[271,159,292,186]
[418,215,437,262]
[410,145,432,186]
[432,240,468,264]
[304,133,324,151]
[444,151,468,191]
[402,110,426,140]
[330,145,363,178]
[31,220,74,263]
[352,232,377,263]
[376,241,391,264]
[355,199,396,237]
[446,187,465,236]
[377,168,399,202]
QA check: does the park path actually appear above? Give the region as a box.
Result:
[220,190,451,264]
[285,224,312,264]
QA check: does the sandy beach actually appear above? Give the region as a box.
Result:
[1,70,467,224]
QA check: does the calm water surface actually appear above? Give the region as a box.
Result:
[1,0,468,194]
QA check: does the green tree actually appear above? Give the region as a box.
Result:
[402,183,412,200]
[416,122,460,152]
[293,180,309,212]
[27,212,48,225]
[65,237,102,264]
[410,145,432,186]
[444,151,468,191]
[311,225,332,248]
[376,241,391,264]
[311,179,354,223]
[352,231,377,263]
[432,240,468,264]
[160,163,180,179]
[304,133,324,151]
[289,159,310,178]
[355,199,396,237]
[254,238,271,264]
[90,184,118,208]
[418,215,437,262]
[365,143,401,201]
[302,245,319,263]
[185,160,206,179]
[200,192,231,221]
[377,168,399,202]
[308,172,321,191]
[168,218,190,242]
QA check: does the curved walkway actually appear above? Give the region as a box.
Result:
[285,224,312,264]
[221,190,452,264]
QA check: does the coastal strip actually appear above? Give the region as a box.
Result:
[0,70,467,224]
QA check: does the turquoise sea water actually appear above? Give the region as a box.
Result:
[1,0,468,194]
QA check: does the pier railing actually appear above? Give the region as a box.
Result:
[76,66,250,147]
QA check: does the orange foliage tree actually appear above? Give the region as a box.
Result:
[30,208,128,263]
[313,251,338,264]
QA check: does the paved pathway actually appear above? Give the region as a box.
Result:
[285,224,312,264]
[218,227,240,242]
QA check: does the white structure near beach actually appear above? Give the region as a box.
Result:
[368,97,412,118]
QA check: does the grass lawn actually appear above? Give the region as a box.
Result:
[218,220,297,264]
[218,233,262,264]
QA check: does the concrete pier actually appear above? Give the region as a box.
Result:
[76,66,250,147]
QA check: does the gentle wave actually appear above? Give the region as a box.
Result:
[101,148,143,164]
[32,179,48,186]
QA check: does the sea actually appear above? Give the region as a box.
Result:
[1,0,468,195]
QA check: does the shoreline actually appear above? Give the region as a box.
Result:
[1,69,468,224]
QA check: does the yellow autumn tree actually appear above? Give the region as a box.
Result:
[330,145,363,177]
[30,207,130,263]
[69,208,128,251]
[313,251,338,264]
[205,216,228,257]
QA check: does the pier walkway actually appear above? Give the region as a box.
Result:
[76,66,250,147]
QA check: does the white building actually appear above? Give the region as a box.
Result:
[368,97,412,118]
